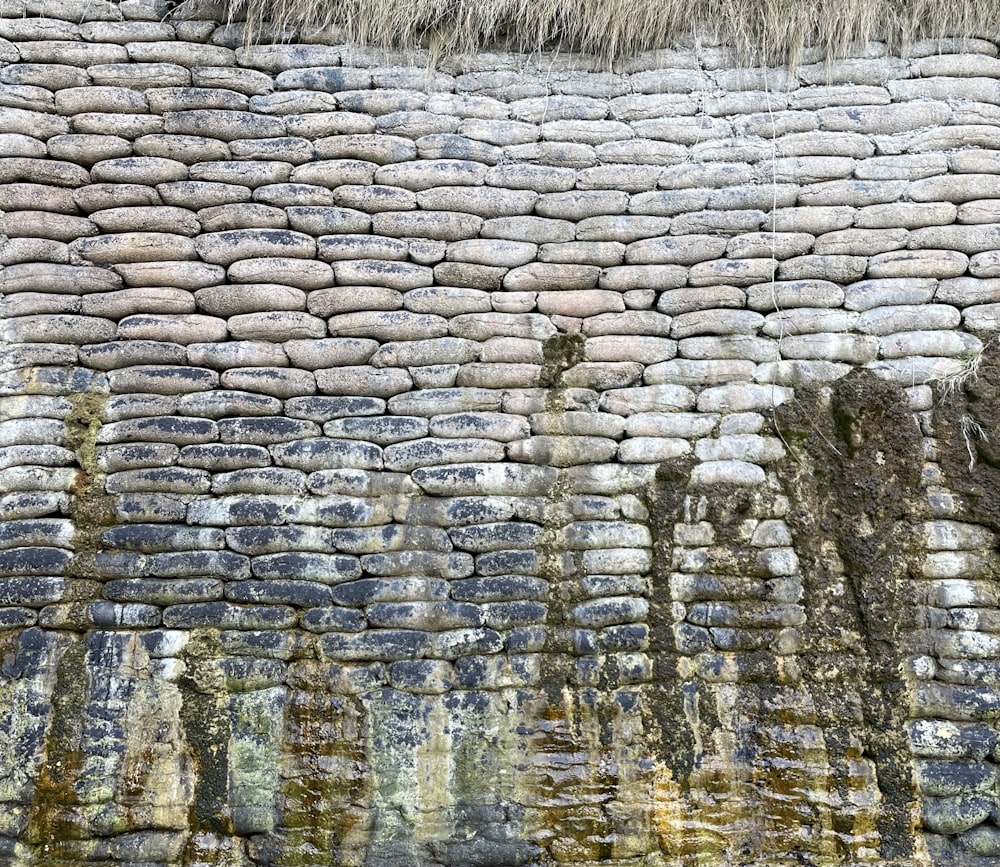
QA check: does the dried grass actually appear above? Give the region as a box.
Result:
[216,0,1000,64]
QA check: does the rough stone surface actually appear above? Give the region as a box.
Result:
[0,18,998,867]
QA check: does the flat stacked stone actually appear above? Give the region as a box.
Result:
[3,5,1000,863]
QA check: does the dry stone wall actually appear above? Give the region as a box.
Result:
[2,2,1000,864]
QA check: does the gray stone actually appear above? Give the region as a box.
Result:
[195,229,316,266]
[921,794,993,834]
[857,304,961,335]
[220,367,316,399]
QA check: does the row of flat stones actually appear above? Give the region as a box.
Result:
[2,2,1000,699]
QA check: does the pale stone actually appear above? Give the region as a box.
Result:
[679,336,779,361]
[536,290,624,317]
[328,311,448,342]
[194,229,315,266]
[283,338,377,369]
[308,287,403,317]
[372,210,483,241]
[72,232,197,264]
[228,258,332,290]
[778,333,879,362]
[582,311,673,335]
[880,331,983,359]
[584,336,676,363]
[909,224,1000,255]
[90,206,199,236]
[601,265,687,291]
[845,278,937,311]
[689,461,766,487]
[314,366,412,398]
[370,338,480,368]
[746,280,845,311]
[447,238,536,267]
[374,159,487,191]
[118,313,227,344]
[671,310,764,338]
[598,384,696,414]
[755,360,851,385]
[857,304,962,335]
[697,383,793,412]
[645,359,755,385]
[778,255,867,283]
[507,436,617,467]
[964,304,1000,331]
[228,311,327,342]
[405,286,492,316]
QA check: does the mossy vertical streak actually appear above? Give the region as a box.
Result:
[275,685,371,867]
[178,630,234,854]
[22,635,90,862]
[64,391,115,585]
[774,372,927,862]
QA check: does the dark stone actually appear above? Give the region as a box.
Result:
[507,625,546,652]
[388,658,454,692]
[599,623,649,651]
[0,547,71,577]
[114,493,188,523]
[163,601,297,629]
[218,657,286,690]
[915,760,997,797]
[226,524,335,555]
[0,607,36,629]
[251,551,361,582]
[450,575,549,603]
[225,579,334,607]
[94,551,148,578]
[106,466,210,494]
[177,390,282,418]
[473,550,539,576]
[102,416,218,444]
[101,523,225,553]
[89,602,162,628]
[922,794,994,834]
[301,606,367,633]
[285,395,385,421]
[0,626,52,678]
[431,836,542,867]
[179,443,272,470]
[218,416,319,444]
[324,415,427,444]
[449,522,542,551]
[482,601,547,629]
[0,576,64,606]
[332,578,448,607]
[0,519,71,548]
[366,600,483,630]
[149,550,250,578]
[320,629,433,661]
[104,578,223,605]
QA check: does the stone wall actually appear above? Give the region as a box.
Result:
[2,2,1000,864]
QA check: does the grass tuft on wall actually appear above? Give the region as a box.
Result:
[217,0,1000,64]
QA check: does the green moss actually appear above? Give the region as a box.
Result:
[65,392,115,584]
[178,630,233,840]
[539,333,586,391]
[275,690,370,867]
[774,372,925,861]
[24,637,89,863]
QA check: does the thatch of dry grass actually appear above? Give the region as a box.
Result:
[218,0,1000,64]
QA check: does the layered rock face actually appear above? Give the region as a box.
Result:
[2,2,1000,864]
